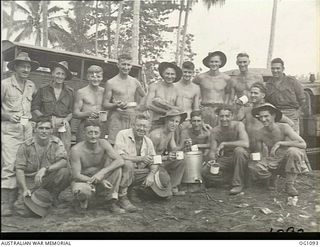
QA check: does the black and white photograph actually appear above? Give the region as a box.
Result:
[1,0,319,235]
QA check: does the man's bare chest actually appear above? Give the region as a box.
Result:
[200,77,227,91]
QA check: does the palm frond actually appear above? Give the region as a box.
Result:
[48,6,63,15]
[202,0,225,10]
[14,2,31,15]
[14,25,33,42]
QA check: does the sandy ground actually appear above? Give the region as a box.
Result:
[1,171,319,232]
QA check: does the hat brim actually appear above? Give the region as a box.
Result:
[158,62,182,83]
[23,196,49,217]
[150,173,172,198]
[157,111,188,125]
[7,59,40,72]
[251,105,282,122]
[202,51,227,68]
[48,61,73,81]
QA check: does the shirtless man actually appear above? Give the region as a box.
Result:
[249,103,307,196]
[229,53,264,102]
[193,51,233,127]
[236,82,294,150]
[146,62,183,126]
[103,54,146,144]
[202,105,249,195]
[70,120,126,213]
[149,109,187,196]
[73,65,106,142]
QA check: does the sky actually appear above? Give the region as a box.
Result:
[166,0,319,76]
[2,0,319,76]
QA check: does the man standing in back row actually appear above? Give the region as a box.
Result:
[1,52,39,216]
[266,58,305,134]
[193,51,233,127]
[103,54,146,144]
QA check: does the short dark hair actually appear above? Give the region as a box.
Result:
[118,54,132,62]
[271,58,284,66]
[236,53,249,59]
[250,82,266,94]
[135,112,150,122]
[35,116,52,127]
[190,110,202,119]
[215,105,234,115]
[83,119,101,129]
[182,61,195,70]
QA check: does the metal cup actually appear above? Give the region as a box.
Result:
[176,151,184,160]
[153,155,162,164]
[238,95,249,104]
[58,122,66,133]
[20,116,29,126]
[191,145,199,151]
[250,152,261,161]
[99,111,108,122]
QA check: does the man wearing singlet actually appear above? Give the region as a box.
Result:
[202,105,249,195]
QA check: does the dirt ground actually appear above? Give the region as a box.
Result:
[1,171,319,233]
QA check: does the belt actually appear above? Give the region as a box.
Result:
[201,103,223,107]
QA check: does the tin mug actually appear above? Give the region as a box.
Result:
[191,145,199,151]
[176,151,184,160]
[58,122,67,133]
[238,95,249,105]
[250,152,261,161]
[153,155,162,164]
[210,165,220,175]
[99,111,108,122]
[20,116,29,126]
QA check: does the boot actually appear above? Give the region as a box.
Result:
[285,173,299,196]
[229,185,243,195]
[172,187,186,196]
[118,195,141,213]
[1,188,17,217]
[268,174,278,191]
[110,200,125,214]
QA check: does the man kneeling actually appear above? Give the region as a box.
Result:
[70,120,125,213]
[15,116,70,217]
[202,105,250,195]
[249,103,307,196]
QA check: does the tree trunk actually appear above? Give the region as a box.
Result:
[95,0,99,56]
[132,0,140,64]
[107,1,112,58]
[175,0,184,65]
[267,0,278,68]
[42,0,48,47]
[114,1,124,59]
[179,0,191,67]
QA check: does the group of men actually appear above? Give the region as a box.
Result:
[1,49,309,218]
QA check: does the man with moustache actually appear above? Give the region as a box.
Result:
[70,120,125,213]
[73,65,106,142]
[103,54,146,145]
[193,51,233,127]
[32,61,74,153]
[202,105,249,195]
[14,116,70,217]
[149,109,187,196]
[1,52,39,216]
[249,104,307,196]
[146,62,184,126]
[265,58,306,134]
[114,113,157,211]
[229,53,264,102]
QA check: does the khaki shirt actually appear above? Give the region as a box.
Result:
[114,128,156,168]
[1,74,36,119]
[15,136,67,176]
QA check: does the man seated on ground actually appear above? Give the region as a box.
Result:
[249,103,307,196]
[149,109,187,196]
[114,113,157,210]
[202,105,249,195]
[14,116,70,217]
[178,110,211,158]
[70,120,126,213]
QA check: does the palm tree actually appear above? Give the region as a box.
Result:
[132,0,140,64]
[2,1,16,40]
[9,1,64,47]
[175,0,184,64]
[179,0,225,65]
[42,1,48,47]
[114,1,124,59]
